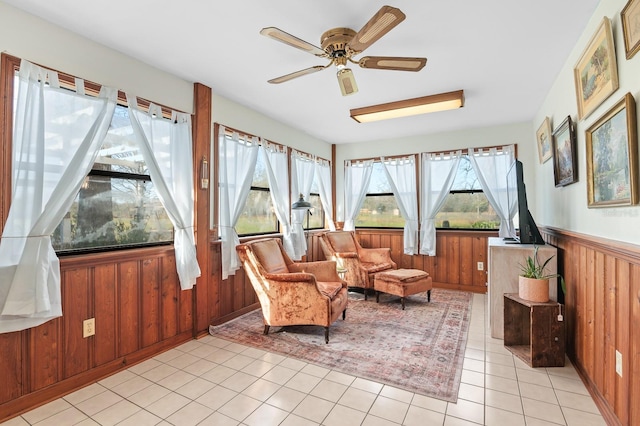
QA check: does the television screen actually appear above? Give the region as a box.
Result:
[506,160,544,245]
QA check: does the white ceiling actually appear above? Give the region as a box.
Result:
[4,0,600,144]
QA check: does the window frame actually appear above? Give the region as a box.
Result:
[350,146,514,232]
[1,53,182,255]
[218,125,331,237]
[355,158,406,230]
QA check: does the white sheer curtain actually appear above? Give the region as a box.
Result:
[468,145,516,238]
[126,94,201,290]
[218,128,259,279]
[0,60,117,333]
[290,150,316,260]
[343,160,373,231]
[315,158,336,231]
[419,151,461,256]
[381,156,419,254]
[261,141,295,257]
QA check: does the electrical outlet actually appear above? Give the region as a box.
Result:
[83,318,95,338]
[616,350,623,377]
[477,262,484,271]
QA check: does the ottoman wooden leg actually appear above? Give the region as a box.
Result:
[376,291,380,303]
[428,289,431,302]
[401,297,405,310]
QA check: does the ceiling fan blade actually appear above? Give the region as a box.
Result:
[267,65,327,84]
[260,27,327,57]
[348,6,406,54]
[359,56,427,71]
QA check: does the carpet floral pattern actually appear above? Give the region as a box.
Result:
[210,288,472,402]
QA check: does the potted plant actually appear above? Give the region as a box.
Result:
[518,246,563,302]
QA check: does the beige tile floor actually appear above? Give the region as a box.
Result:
[1,293,607,426]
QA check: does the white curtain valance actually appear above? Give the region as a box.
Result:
[343,160,373,231]
[218,128,259,279]
[381,156,419,255]
[290,151,316,260]
[0,60,117,333]
[126,94,201,290]
[261,141,295,257]
[315,158,335,231]
[468,145,516,238]
[419,151,462,256]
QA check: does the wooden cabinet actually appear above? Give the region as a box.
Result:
[487,237,557,338]
[503,293,565,367]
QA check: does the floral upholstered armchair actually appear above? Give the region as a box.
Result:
[318,231,397,299]
[236,238,348,343]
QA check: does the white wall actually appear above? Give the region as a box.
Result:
[533,0,640,245]
[0,2,334,228]
[334,121,534,221]
[0,3,193,114]
[212,94,332,159]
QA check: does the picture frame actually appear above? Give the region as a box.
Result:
[573,17,619,120]
[586,93,638,207]
[622,0,640,59]
[551,116,578,187]
[536,117,553,164]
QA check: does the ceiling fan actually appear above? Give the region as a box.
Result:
[260,5,427,96]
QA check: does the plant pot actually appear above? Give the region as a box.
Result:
[518,276,550,302]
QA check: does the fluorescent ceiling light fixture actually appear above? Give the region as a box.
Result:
[350,90,464,123]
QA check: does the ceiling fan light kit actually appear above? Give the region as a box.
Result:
[260,5,426,96]
[350,90,465,123]
[337,68,358,96]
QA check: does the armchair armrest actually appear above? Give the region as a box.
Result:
[263,271,316,283]
[334,252,358,259]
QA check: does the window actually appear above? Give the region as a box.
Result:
[50,103,174,252]
[307,178,325,230]
[435,155,500,229]
[356,161,404,228]
[235,148,278,236]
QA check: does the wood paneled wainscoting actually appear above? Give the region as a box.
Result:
[209,229,495,328]
[295,229,494,293]
[0,246,196,422]
[354,229,494,294]
[541,227,640,426]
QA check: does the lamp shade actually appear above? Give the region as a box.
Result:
[292,194,311,209]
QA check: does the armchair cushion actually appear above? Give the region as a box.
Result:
[326,232,357,253]
[251,238,289,273]
[361,262,396,274]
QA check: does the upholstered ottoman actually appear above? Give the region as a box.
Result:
[374,268,432,310]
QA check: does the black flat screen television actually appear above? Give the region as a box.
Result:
[506,159,544,245]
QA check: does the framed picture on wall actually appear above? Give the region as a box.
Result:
[536,117,553,164]
[622,0,640,59]
[574,17,619,120]
[585,93,638,207]
[551,116,577,187]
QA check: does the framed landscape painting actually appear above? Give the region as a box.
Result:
[536,117,553,163]
[622,0,640,59]
[585,93,638,207]
[574,17,619,120]
[551,116,577,187]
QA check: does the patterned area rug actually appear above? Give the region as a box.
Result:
[210,288,472,402]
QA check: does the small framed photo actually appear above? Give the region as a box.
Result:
[574,17,619,120]
[551,116,577,187]
[622,0,640,59]
[536,117,553,164]
[586,93,638,207]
